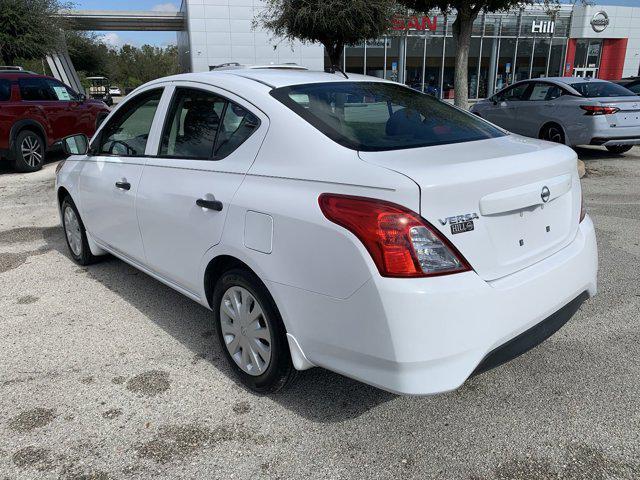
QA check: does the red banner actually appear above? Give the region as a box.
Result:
[391,16,438,32]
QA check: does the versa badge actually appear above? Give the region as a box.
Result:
[438,213,479,235]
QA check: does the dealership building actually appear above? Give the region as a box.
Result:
[177,2,640,99]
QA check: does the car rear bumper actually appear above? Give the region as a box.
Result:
[271,216,598,395]
[590,136,640,146]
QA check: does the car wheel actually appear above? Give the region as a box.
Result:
[13,130,45,172]
[541,124,565,144]
[61,195,98,266]
[212,269,297,393]
[605,145,633,155]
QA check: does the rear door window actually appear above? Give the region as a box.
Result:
[528,83,563,101]
[18,77,56,101]
[271,82,504,151]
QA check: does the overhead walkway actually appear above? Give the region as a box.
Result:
[59,10,186,31]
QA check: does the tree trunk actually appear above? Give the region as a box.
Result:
[451,11,476,110]
[324,42,343,70]
[2,51,15,66]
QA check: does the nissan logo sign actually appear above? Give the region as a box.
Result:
[591,11,609,33]
[541,186,551,203]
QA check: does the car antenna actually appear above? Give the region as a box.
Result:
[330,64,349,79]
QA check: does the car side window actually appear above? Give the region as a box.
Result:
[45,79,79,101]
[498,83,530,102]
[528,83,562,101]
[214,102,260,159]
[96,88,162,157]
[629,83,640,94]
[159,87,261,160]
[159,88,226,159]
[18,77,56,101]
[0,79,10,101]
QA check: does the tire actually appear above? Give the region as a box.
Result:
[60,195,98,266]
[212,268,297,393]
[540,124,565,144]
[12,130,45,172]
[605,145,633,155]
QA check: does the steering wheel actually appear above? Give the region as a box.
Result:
[108,140,136,156]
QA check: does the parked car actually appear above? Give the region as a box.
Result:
[0,72,110,172]
[56,68,598,395]
[614,77,640,96]
[108,86,122,96]
[471,77,640,154]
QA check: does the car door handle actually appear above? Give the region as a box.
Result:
[115,181,131,191]
[196,198,223,211]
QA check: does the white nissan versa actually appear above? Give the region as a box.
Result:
[55,67,598,395]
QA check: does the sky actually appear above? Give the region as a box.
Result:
[75,0,640,48]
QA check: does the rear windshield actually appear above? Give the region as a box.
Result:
[271,82,504,151]
[570,81,635,98]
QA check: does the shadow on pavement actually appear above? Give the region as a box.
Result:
[41,227,395,423]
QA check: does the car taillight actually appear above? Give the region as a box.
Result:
[318,194,471,278]
[580,183,587,223]
[580,105,619,116]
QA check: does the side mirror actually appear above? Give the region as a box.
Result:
[62,134,89,156]
[77,93,86,103]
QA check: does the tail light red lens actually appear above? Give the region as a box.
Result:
[580,105,620,116]
[318,194,471,278]
[580,183,587,223]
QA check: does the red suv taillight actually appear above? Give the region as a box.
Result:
[580,105,619,116]
[318,194,471,278]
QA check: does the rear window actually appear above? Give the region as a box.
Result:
[570,81,635,98]
[19,77,56,101]
[271,82,504,151]
[0,79,10,101]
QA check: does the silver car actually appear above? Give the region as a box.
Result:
[471,77,640,154]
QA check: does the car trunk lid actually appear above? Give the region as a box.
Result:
[591,96,640,128]
[359,135,581,281]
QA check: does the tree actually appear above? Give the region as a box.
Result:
[0,0,69,65]
[256,0,395,69]
[66,32,110,76]
[396,0,563,109]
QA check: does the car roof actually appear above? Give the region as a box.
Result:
[0,72,51,80]
[155,69,391,89]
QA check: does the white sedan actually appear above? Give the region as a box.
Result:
[55,67,598,395]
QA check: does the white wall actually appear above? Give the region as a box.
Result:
[184,0,325,72]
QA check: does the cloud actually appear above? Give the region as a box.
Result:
[151,3,179,12]
[99,33,122,47]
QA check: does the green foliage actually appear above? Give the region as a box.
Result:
[64,33,179,91]
[257,0,395,68]
[0,0,70,65]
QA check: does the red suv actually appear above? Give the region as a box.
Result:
[0,73,111,172]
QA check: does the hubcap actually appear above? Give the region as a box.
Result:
[547,128,563,143]
[219,286,272,376]
[63,206,82,256]
[21,135,43,167]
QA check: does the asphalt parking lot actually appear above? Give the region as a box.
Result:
[1,147,639,480]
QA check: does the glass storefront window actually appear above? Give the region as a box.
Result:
[443,36,457,98]
[365,39,387,79]
[531,37,551,78]
[424,36,444,96]
[405,35,426,90]
[514,38,533,82]
[328,8,574,99]
[468,37,482,99]
[496,38,516,90]
[345,44,365,74]
[548,38,566,77]
[386,37,403,82]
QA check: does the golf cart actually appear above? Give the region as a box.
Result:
[86,76,113,106]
